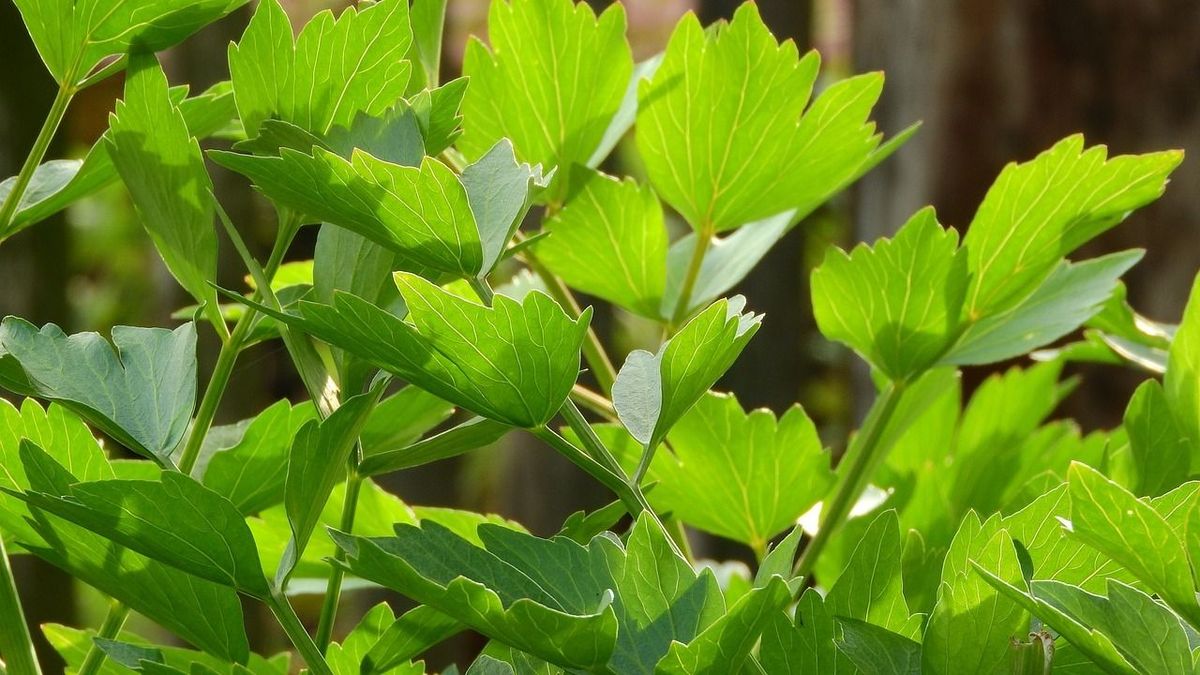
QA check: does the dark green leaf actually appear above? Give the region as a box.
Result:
[833,618,922,675]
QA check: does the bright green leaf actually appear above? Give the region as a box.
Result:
[961,136,1181,319]
[460,0,632,202]
[833,618,922,675]
[1126,380,1191,497]
[812,207,968,381]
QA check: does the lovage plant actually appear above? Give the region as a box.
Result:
[0,0,1194,673]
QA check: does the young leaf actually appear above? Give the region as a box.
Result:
[44,625,289,675]
[14,446,249,662]
[626,392,832,552]
[833,618,923,675]
[363,606,462,675]
[107,52,220,326]
[13,0,246,86]
[941,249,1144,365]
[0,319,196,463]
[759,592,836,674]
[411,78,469,156]
[230,274,590,428]
[200,400,317,515]
[210,149,483,278]
[1066,462,1200,629]
[276,385,383,586]
[811,207,968,381]
[406,0,447,92]
[535,168,668,319]
[1126,380,1191,497]
[12,462,270,599]
[612,297,760,450]
[228,0,412,137]
[359,416,511,477]
[825,511,921,640]
[360,387,456,457]
[961,136,1181,319]
[459,0,632,202]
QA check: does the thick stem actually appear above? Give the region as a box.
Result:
[791,382,904,586]
[76,601,130,675]
[313,471,363,651]
[0,539,39,675]
[669,223,715,330]
[0,83,74,236]
[266,590,332,675]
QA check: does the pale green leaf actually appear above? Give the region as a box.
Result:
[360,416,511,477]
[363,606,462,675]
[833,618,922,675]
[0,319,196,462]
[612,297,760,449]
[942,249,1144,365]
[200,400,315,514]
[461,139,547,277]
[1126,380,1191,497]
[1166,273,1200,468]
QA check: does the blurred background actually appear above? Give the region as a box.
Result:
[1,0,1197,670]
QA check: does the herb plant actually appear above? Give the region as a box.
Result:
[0,0,1193,673]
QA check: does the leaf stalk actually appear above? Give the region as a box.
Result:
[266,589,332,675]
[0,82,75,238]
[0,538,40,675]
[76,600,130,675]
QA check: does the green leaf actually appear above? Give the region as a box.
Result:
[941,249,1144,365]
[461,139,548,277]
[326,603,424,675]
[14,447,249,662]
[961,136,1181,319]
[833,618,922,675]
[825,511,920,639]
[1066,462,1200,629]
[0,399,113,545]
[406,0,447,91]
[630,391,832,552]
[0,319,196,462]
[655,576,791,674]
[612,297,760,450]
[1166,273,1200,467]
[411,78,469,156]
[228,0,412,137]
[363,606,461,675]
[812,207,968,381]
[1126,380,1191,497]
[277,384,382,586]
[200,399,317,515]
[637,5,894,232]
[331,520,619,670]
[13,0,246,86]
[761,594,835,673]
[108,52,220,326]
[360,416,511,477]
[12,459,270,598]
[44,624,290,675]
[0,81,238,239]
[210,149,483,278]
[232,274,590,428]
[923,518,1028,675]
[460,0,632,203]
[360,386,456,457]
[535,168,668,319]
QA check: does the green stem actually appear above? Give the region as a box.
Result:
[0,83,74,236]
[313,471,363,652]
[669,223,715,330]
[521,246,617,395]
[0,539,39,675]
[266,590,332,675]
[467,276,495,305]
[791,382,905,586]
[76,601,130,675]
[176,217,297,474]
